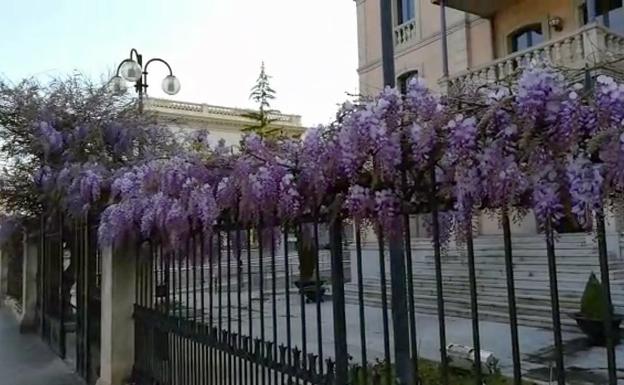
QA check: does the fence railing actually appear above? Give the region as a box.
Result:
[132,209,621,385]
[5,235,23,305]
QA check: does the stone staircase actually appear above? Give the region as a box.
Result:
[166,248,351,296]
[345,234,624,331]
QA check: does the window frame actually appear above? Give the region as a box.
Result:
[508,23,544,54]
[580,0,624,25]
[396,0,415,25]
[397,70,419,95]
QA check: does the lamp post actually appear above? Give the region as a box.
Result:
[110,48,181,113]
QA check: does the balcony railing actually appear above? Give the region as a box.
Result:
[446,23,624,89]
[144,98,303,126]
[394,19,417,47]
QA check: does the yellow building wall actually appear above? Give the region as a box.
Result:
[356,0,495,94]
[492,0,581,57]
[355,0,589,95]
[468,17,494,68]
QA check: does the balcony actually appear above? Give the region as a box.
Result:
[446,23,624,90]
[394,19,418,47]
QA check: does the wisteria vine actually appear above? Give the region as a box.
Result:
[3,66,624,249]
[97,66,624,247]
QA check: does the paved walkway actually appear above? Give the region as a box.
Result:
[0,306,84,385]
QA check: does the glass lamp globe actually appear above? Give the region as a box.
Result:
[109,75,127,95]
[120,60,142,82]
[162,75,181,95]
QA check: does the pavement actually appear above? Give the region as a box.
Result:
[0,306,84,385]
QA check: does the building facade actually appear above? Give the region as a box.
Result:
[144,97,305,146]
[357,0,624,96]
[356,0,624,236]
[351,0,624,330]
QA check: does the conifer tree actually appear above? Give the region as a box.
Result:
[243,62,281,138]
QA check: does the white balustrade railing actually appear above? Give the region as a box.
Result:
[394,19,417,47]
[144,98,302,125]
[446,23,624,89]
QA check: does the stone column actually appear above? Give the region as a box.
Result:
[96,244,136,385]
[582,24,607,67]
[19,231,38,332]
[603,209,621,261]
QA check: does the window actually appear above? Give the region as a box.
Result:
[509,24,544,53]
[397,0,415,25]
[398,70,419,95]
[582,0,624,34]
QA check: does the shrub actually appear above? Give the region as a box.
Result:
[580,272,610,320]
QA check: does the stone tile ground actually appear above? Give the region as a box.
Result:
[0,307,84,385]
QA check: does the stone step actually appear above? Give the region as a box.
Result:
[406,271,624,288]
[346,285,575,313]
[406,268,608,281]
[343,289,581,331]
[344,280,624,330]
[359,278,624,304]
[359,245,603,256]
[413,255,613,267]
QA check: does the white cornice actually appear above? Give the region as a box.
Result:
[145,98,302,125]
[145,98,305,135]
[144,98,305,134]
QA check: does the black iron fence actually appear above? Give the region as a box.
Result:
[39,215,66,358]
[5,233,23,304]
[133,213,622,385]
[37,213,101,384]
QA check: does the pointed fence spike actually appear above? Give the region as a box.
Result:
[254,337,262,357]
[308,353,318,373]
[231,332,238,349]
[279,344,287,365]
[265,341,273,361]
[293,346,301,367]
[243,336,249,352]
[326,358,335,374]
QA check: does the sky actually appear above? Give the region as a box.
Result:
[1,0,359,127]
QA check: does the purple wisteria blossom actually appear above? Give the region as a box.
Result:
[85,66,624,247]
[567,155,604,229]
[37,122,64,158]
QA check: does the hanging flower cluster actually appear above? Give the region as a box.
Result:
[28,112,174,219]
[8,66,623,250]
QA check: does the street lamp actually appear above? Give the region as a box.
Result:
[110,48,181,113]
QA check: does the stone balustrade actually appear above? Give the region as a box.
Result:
[394,19,417,47]
[144,98,302,125]
[446,23,624,90]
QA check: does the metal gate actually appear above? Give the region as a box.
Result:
[72,216,101,384]
[38,213,101,384]
[133,223,343,385]
[5,231,23,304]
[39,214,66,358]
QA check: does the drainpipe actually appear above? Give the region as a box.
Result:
[380,3,413,384]
[380,0,396,86]
[440,0,450,77]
